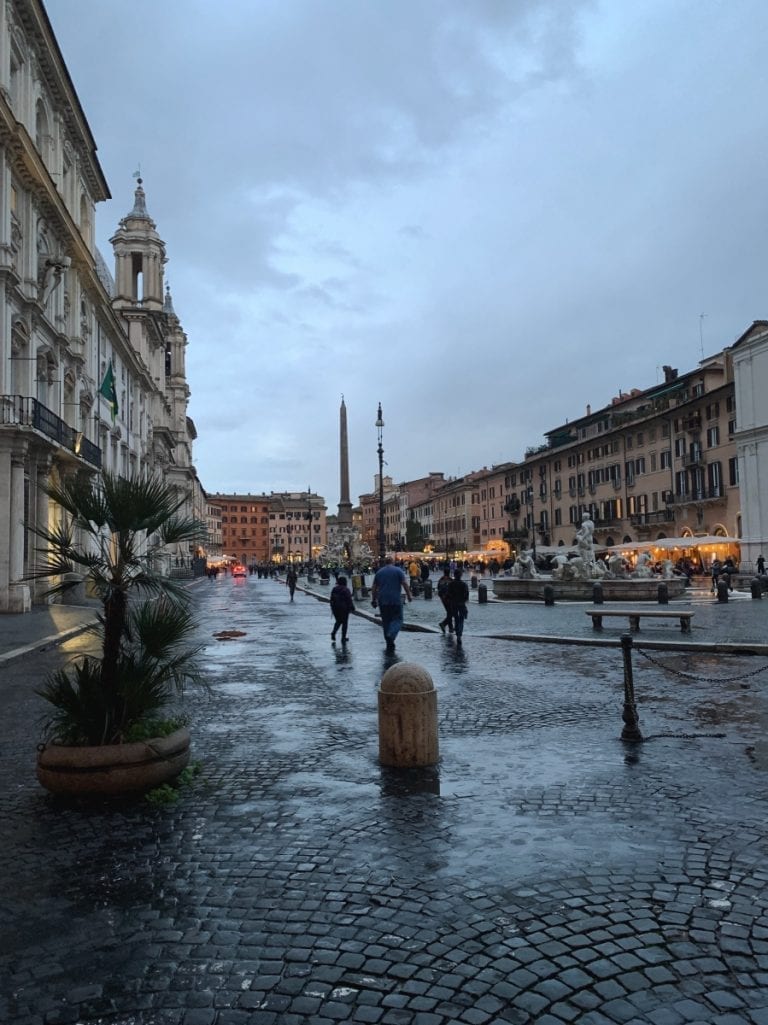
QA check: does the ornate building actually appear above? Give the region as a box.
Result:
[0,0,201,610]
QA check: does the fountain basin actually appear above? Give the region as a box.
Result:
[492,577,688,602]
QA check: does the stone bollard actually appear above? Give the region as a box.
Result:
[423,580,433,600]
[592,582,604,605]
[378,663,438,768]
[478,583,488,604]
[716,579,729,603]
[657,583,669,605]
[543,584,555,606]
[751,578,763,599]
[470,575,478,590]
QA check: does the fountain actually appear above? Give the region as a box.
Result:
[493,513,688,601]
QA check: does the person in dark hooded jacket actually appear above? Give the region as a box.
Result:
[330,575,355,644]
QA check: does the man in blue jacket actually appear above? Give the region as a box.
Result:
[371,557,412,654]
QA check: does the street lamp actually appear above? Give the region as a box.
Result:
[376,402,385,564]
[527,485,536,560]
[306,486,312,564]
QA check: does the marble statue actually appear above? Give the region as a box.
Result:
[633,552,654,578]
[512,549,538,579]
[572,512,599,580]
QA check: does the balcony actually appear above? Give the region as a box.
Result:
[503,528,530,541]
[0,395,101,468]
[681,414,702,432]
[682,450,703,467]
[673,488,725,506]
[630,510,676,527]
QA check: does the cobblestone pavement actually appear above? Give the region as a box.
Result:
[2,576,768,1025]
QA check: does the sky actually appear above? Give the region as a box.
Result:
[46,0,768,509]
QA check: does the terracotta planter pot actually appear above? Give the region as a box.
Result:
[37,727,191,796]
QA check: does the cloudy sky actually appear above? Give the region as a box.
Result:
[46,0,768,508]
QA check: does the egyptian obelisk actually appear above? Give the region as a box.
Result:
[337,396,353,527]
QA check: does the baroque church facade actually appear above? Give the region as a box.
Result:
[0,0,200,612]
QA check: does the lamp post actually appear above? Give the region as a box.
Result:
[527,485,536,560]
[376,402,385,564]
[306,486,312,564]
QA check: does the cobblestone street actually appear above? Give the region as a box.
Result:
[2,577,768,1024]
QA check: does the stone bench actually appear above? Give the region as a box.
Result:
[586,609,694,633]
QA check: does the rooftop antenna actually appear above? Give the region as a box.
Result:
[699,313,706,358]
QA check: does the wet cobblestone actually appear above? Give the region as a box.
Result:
[1,577,768,1023]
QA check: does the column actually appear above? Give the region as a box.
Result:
[8,447,30,612]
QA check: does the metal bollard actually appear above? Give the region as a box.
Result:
[470,575,478,590]
[378,663,438,767]
[543,584,555,606]
[478,583,488,604]
[423,580,433,600]
[716,579,729,603]
[592,582,604,605]
[620,634,643,742]
[657,583,669,605]
[751,578,763,600]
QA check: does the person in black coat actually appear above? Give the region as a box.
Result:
[330,575,355,644]
[447,569,469,646]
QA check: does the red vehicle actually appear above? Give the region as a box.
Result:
[232,563,247,578]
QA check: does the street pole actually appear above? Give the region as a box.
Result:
[307,486,312,564]
[376,403,385,564]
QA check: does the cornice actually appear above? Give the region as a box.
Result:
[10,0,110,200]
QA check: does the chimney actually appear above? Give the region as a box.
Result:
[586,404,591,416]
[663,365,678,383]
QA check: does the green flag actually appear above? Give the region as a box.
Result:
[99,360,118,423]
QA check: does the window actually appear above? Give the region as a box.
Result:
[708,462,722,495]
[555,508,562,526]
[626,436,633,450]
[637,433,644,447]
[635,457,646,475]
[706,425,720,448]
[660,450,672,469]
[728,418,736,435]
[674,438,686,457]
[705,402,720,420]
[661,423,670,439]
[729,457,739,486]
[650,453,657,472]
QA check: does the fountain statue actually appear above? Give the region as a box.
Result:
[511,548,538,578]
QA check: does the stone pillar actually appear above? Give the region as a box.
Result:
[8,449,30,612]
[33,456,52,602]
[0,443,10,611]
[378,663,438,767]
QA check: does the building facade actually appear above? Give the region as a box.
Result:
[0,1,202,610]
[268,490,326,563]
[214,494,270,566]
[732,321,768,571]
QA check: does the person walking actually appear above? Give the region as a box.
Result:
[711,558,722,593]
[447,568,469,647]
[330,575,355,644]
[437,567,454,634]
[372,556,412,654]
[758,554,766,576]
[286,566,298,601]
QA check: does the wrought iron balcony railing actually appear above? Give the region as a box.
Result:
[0,395,101,468]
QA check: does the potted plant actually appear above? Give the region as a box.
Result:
[30,471,207,796]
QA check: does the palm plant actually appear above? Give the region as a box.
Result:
[30,472,207,746]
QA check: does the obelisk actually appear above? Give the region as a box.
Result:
[337,396,353,527]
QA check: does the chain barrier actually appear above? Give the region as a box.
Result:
[636,646,768,683]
